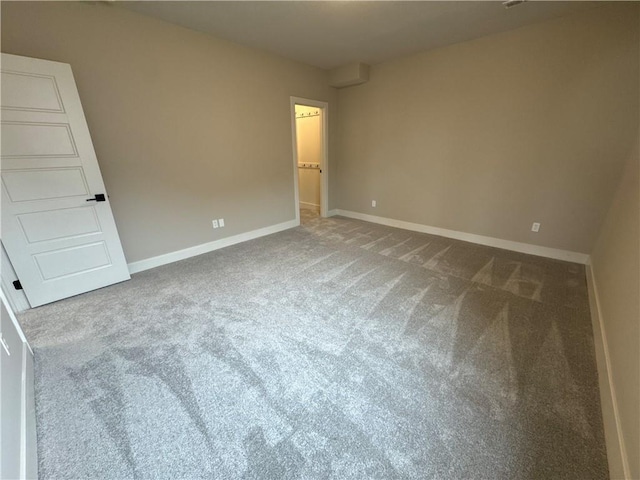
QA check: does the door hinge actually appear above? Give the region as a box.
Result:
[13,280,23,290]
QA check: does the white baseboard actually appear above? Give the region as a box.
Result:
[327,209,339,217]
[586,265,630,479]
[128,219,298,274]
[333,209,589,264]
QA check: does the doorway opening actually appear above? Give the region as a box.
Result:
[290,97,329,225]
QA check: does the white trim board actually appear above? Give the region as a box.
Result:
[586,265,631,479]
[1,290,37,479]
[332,209,589,264]
[1,243,30,313]
[128,219,298,274]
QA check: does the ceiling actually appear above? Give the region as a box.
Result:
[119,1,601,70]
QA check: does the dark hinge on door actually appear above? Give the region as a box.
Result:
[13,280,23,290]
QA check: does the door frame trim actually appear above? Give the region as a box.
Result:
[290,96,329,223]
[1,243,31,313]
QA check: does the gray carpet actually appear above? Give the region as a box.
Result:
[18,211,608,479]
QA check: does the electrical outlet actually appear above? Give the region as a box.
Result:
[219,218,225,227]
[212,220,219,229]
[531,222,541,232]
[372,200,377,207]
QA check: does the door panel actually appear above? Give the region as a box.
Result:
[2,168,89,202]
[34,242,111,280]
[0,70,64,112]
[1,122,77,157]
[1,53,130,307]
[18,206,101,243]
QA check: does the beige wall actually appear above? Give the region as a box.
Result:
[1,1,337,263]
[296,105,322,207]
[589,11,640,478]
[336,4,638,254]
[590,130,640,476]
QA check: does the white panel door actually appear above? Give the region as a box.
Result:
[1,53,130,307]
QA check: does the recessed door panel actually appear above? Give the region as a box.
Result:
[2,168,89,202]
[1,122,77,158]
[34,242,111,281]
[17,206,101,243]
[1,71,64,112]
